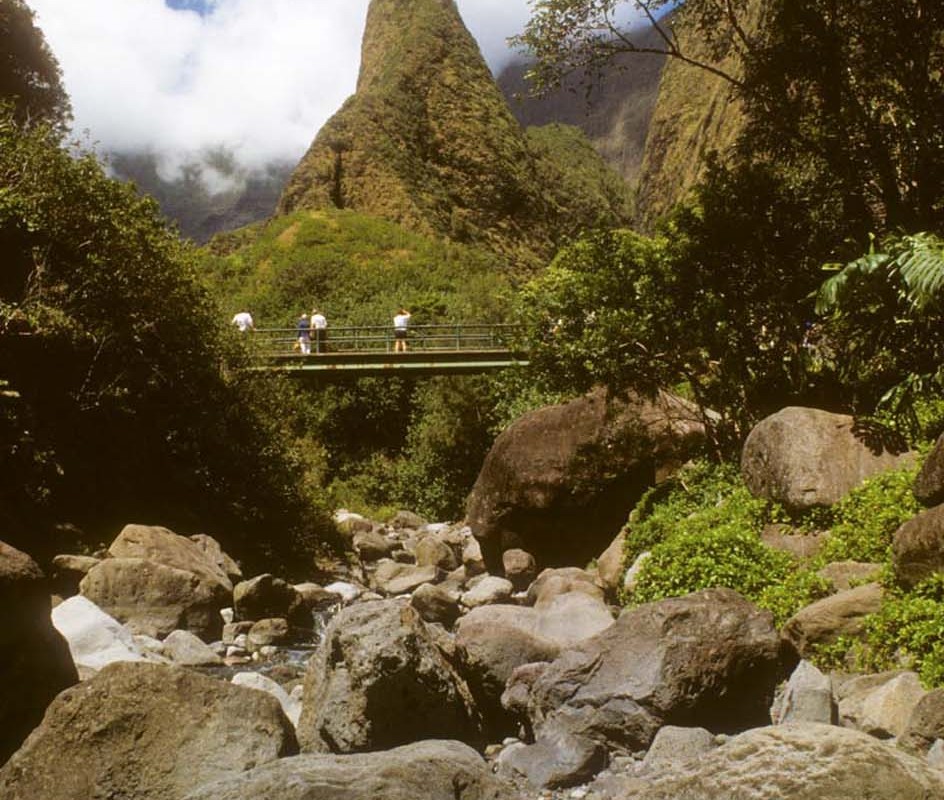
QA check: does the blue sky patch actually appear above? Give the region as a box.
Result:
[165,0,212,16]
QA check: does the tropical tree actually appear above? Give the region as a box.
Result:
[815,233,944,433]
[0,0,71,131]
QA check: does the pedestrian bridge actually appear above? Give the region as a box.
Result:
[247,323,528,378]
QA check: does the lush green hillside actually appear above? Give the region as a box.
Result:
[202,208,514,328]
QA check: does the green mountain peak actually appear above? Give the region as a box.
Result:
[277,0,629,268]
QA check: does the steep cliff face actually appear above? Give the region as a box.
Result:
[497,24,668,188]
[277,0,628,267]
[635,0,766,228]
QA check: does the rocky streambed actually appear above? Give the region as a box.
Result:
[4,403,944,798]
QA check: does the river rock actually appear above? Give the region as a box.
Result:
[189,533,242,583]
[108,524,234,591]
[371,560,442,595]
[770,660,834,725]
[817,559,882,591]
[80,557,230,640]
[0,541,78,764]
[162,628,223,666]
[466,388,706,571]
[182,740,513,800]
[233,573,308,626]
[527,567,604,607]
[50,553,101,596]
[232,671,301,727]
[782,582,884,657]
[353,530,397,562]
[596,723,944,799]
[900,689,944,754]
[247,617,291,649]
[914,433,944,507]
[410,582,461,626]
[595,530,626,596]
[0,661,297,799]
[761,523,827,563]
[741,407,914,513]
[297,599,481,753]
[892,503,944,589]
[502,548,537,591]
[51,594,156,678]
[838,671,927,739]
[521,589,788,760]
[462,576,514,608]
[457,592,614,733]
[414,536,459,570]
[499,717,607,789]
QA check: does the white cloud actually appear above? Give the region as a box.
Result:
[29,0,632,182]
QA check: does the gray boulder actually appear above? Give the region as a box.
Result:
[182,740,513,800]
[297,600,481,753]
[761,523,827,563]
[189,533,242,583]
[414,536,459,570]
[741,407,913,513]
[526,566,604,607]
[595,531,626,596]
[502,548,537,591]
[107,524,234,591]
[0,661,296,799]
[80,557,230,640]
[352,530,396,562]
[162,629,223,666]
[522,589,788,755]
[838,671,927,739]
[371,560,442,595]
[457,592,613,733]
[0,541,78,764]
[817,560,882,591]
[498,717,607,789]
[596,723,944,799]
[461,575,514,608]
[900,688,944,754]
[233,573,308,626]
[892,503,944,589]
[410,582,461,626]
[770,660,834,725]
[914,433,944,507]
[782,582,884,657]
[466,388,706,571]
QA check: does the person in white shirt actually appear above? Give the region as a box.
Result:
[311,309,328,354]
[393,308,411,352]
[231,311,254,332]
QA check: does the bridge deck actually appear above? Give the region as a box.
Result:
[247,324,528,377]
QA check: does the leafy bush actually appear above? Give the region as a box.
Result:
[622,460,791,605]
[856,576,944,687]
[757,568,833,628]
[814,464,923,564]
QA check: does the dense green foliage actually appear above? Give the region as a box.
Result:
[621,461,792,605]
[621,456,944,686]
[0,111,339,572]
[200,210,518,521]
[0,0,70,131]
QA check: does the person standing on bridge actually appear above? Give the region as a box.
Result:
[393,308,411,353]
[231,310,254,332]
[296,313,311,355]
[311,308,328,354]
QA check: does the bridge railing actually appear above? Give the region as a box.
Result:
[249,323,523,356]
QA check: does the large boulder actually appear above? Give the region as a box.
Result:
[51,594,157,678]
[0,541,77,764]
[0,661,297,799]
[233,573,307,626]
[782,582,884,657]
[297,600,481,753]
[595,723,944,799]
[182,740,513,800]
[466,389,706,571]
[892,503,944,589]
[741,407,914,513]
[914,433,944,507]
[80,557,230,640]
[519,589,789,758]
[900,688,944,754]
[108,524,234,591]
[78,524,236,641]
[457,592,614,733]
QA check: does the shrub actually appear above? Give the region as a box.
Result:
[815,464,923,564]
